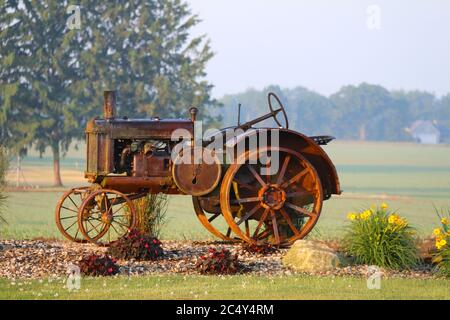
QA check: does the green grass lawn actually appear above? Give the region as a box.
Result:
[1,274,448,300]
[1,141,449,240]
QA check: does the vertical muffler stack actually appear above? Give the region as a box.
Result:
[103,90,116,120]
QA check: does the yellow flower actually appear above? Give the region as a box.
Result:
[433,228,442,236]
[381,202,388,210]
[441,218,448,225]
[347,212,357,221]
[395,217,406,226]
[436,239,447,250]
[388,215,397,224]
[359,210,372,220]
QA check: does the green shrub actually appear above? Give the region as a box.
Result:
[343,203,419,269]
[432,208,450,277]
[132,193,168,238]
[78,254,119,276]
[196,248,240,275]
[107,228,164,261]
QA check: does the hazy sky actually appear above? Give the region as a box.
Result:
[188,0,450,98]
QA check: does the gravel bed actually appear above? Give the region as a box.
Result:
[0,240,439,280]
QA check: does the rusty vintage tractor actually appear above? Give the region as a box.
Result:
[55,91,340,246]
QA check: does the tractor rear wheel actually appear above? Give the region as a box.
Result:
[220,146,323,246]
[193,196,236,241]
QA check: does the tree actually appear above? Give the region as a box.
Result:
[330,83,400,141]
[0,1,219,186]
[77,0,220,123]
[283,86,334,135]
[391,90,436,121]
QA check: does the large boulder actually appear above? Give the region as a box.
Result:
[282,240,343,273]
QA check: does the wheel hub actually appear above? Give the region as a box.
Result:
[259,184,286,210]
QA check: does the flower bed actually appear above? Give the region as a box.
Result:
[344,203,419,270]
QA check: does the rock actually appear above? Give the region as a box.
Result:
[282,240,343,273]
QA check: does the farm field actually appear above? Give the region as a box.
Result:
[1,274,449,300]
[1,141,449,240]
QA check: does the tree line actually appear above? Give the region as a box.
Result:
[0,0,220,186]
[220,84,450,141]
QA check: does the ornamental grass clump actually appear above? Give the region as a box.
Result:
[431,208,450,277]
[107,228,164,261]
[344,203,419,269]
[196,248,240,275]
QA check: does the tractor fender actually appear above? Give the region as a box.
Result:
[219,128,341,199]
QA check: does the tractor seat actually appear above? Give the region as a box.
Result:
[309,135,335,145]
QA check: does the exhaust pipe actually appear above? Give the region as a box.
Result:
[103,90,116,119]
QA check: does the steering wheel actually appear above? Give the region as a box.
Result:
[268,92,289,129]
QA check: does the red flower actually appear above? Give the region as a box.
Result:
[108,267,113,273]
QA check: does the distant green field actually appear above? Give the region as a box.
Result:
[1,141,449,240]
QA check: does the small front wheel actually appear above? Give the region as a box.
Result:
[78,189,136,245]
[55,187,91,243]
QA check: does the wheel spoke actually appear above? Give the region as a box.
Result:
[231,196,262,204]
[281,168,308,189]
[112,219,131,229]
[67,195,79,210]
[233,178,258,191]
[270,210,280,244]
[246,164,266,187]
[88,220,101,234]
[279,208,300,235]
[245,220,250,237]
[276,155,291,185]
[110,222,122,236]
[285,190,310,198]
[103,194,111,216]
[208,212,221,223]
[252,207,270,238]
[64,220,78,232]
[285,202,315,217]
[59,214,78,220]
[236,203,262,225]
[256,228,271,240]
[112,220,128,232]
[61,206,78,214]
[112,202,127,215]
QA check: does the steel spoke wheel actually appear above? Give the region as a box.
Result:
[78,189,136,245]
[55,187,93,243]
[220,147,323,246]
[193,196,237,241]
